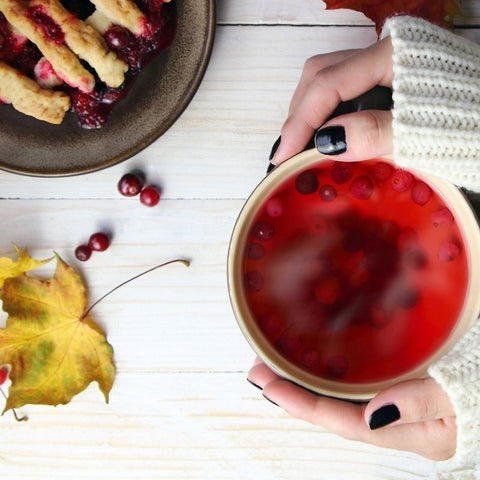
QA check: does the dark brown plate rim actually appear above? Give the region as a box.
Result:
[0,0,216,177]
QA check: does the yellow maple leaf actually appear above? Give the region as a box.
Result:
[0,245,51,288]
[0,255,115,412]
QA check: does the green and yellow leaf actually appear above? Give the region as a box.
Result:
[0,255,115,412]
[0,245,51,289]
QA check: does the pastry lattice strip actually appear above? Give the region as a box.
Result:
[0,60,70,124]
[31,0,128,88]
[90,0,147,36]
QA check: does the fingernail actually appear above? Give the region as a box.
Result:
[368,404,400,430]
[262,393,279,407]
[269,136,281,161]
[266,162,276,174]
[315,126,347,155]
[247,378,262,391]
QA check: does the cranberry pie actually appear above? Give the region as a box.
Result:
[0,0,175,127]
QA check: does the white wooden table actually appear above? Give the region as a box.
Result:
[1,1,479,479]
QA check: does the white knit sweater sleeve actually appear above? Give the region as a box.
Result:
[385,16,480,478]
[386,15,480,192]
[428,323,480,478]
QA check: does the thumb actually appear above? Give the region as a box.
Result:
[315,109,393,161]
[364,377,455,430]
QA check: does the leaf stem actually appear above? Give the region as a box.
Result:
[0,387,28,422]
[81,259,190,320]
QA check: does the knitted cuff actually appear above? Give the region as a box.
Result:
[428,319,480,471]
[385,16,480,192]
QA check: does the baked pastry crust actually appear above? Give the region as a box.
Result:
[0,60,70,124]
[30,0,128,88]
[0,0,95,92]
[90,0,147,36]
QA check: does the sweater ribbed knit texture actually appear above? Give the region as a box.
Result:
[386,16,480,479]
[387,16,480,192]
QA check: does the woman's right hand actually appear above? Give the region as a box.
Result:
[271,36,395,165]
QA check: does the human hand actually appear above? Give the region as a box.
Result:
[271,37,394,165]
[248,357,457,461]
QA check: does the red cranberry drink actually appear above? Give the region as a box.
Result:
[229,152,480,398]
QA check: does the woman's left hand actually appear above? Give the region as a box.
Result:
[248,357,457,461]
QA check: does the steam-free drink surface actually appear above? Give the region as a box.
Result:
[243,160,468,383]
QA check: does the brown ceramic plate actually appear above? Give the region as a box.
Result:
[0,0,216,176]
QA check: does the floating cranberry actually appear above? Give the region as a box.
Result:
[396,286,420,310]
[337,209,359,231]
[266,197,284,217]
[315,275,340,305]
[75,245,92,262]
[411,181,432,206]
[404,248,428,270]
[245,271,264,293]
[253,221,275,241]
[277,330,302,354]
[381,221,401,245]
[259,314,283,337]
[350,175,374,200]
[88,232,110,252]
[140,186,161,207]
[349,264,369,288]
[369,308,390,328]
[370,161,393,182]
[308,213,328,236]
[397,226,419,250]
[326,355,348,378]
[438,242,460,262]
[301,349,321,369]
[319,184,337,202]
[247,242,265,260]
[331,162,354,184]
[360,216,381,238]
[342,229,363,253]
[295,170,319,194]
[431,208,454,228]
[391,169,414,192]
[118,173,144,196]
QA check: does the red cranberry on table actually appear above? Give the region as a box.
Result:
[88,232,111,252]
[75,244,92,262]
[118,173,144,197]
[140,186,161,207]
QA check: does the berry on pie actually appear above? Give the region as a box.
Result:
[0,0,175,127]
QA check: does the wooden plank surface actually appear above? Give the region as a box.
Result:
[2,1,479,479]
[217,0,480,25]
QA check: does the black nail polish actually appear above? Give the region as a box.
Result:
[269,136,281,161]
[262,393,279,407]
[247,378,262,391]
[266,136,281,174]
[315,126,347,155]
[369,404,400,430]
